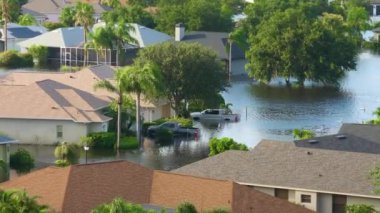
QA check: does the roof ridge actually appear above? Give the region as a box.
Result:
[156,170,232,184]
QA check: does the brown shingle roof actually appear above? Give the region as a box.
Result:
[174,140,380,198]
[1,161,312,213]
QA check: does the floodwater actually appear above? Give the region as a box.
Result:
[8,51,380,170]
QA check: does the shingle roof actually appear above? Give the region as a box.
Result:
[6,27,46,39]
[0,160,312,213]
[339,123,380,143]
[0,79,111,123]
[0,136,17,144]
[174,140,380,198]
[294,133,380,154]
[181,31,245,60]
[22,0,110,15]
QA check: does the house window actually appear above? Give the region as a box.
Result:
[301,194,311,203]
[57,125,63,138]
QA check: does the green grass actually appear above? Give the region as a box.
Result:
[119,136,139,150]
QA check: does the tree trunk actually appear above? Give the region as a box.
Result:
[136,92,142,145]
[116,94,121,150]
[2,0,7,52]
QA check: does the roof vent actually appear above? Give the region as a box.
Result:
[69,75,75,79]
[307,139,319,144]
[335,135,347,140]
[51,106,58,109]
[307,151,312,155]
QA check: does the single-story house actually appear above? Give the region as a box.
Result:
[174,23,249,80]
[0,160,312,213]
[18,24,172,66]
[0,65,175,122]
[0,136,16,182]
[0,79,112,144]
[0,23,46,51]
[22,0,111,23]
[173,140,380,213]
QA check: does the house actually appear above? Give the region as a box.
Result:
[0,23,46,51]
[370,0,380,23]
[18,24,172,66]
[294,123,380,154]
[174,24,249,80]
[0,160,312,213]
[0,79,112,144]
[173,140,380,213]
[21,0,111,23]
[0,65,175,122]
[0,136,16,182]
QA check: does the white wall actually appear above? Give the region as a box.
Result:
[253,186,275,196]
[0,118,88,144]
[231,59,249,77]
[294,191,317,211]
[347,196,380,210]
[88,122,109,133]
[317,193,332,213]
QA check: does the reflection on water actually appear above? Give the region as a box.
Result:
[7,52,380,170]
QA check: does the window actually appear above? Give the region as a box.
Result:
[301,194,311,203]
[56,125,63,138]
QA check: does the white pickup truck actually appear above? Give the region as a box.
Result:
[190,109,240,122]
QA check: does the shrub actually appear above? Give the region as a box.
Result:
[142,122,157,136]
[346,204,377,213]
[0,160,9,181]
[0,51,33,68]
[27,45,48,65]
[175,202,198,213]
[204,209,230,213]
[155,117,193,128]
[55,159,70,167]
[87,132,116,149]
[208,137,248,156]
[60,65,81,72]
[119,136,139,150]
[10,149,35,174]
[43,21,65,31]
[155,128,173,145]
[54,142,80,165]
[91,198,151,213]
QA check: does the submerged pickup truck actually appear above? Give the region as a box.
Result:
[147,122,199,137]
[190,109,240,122]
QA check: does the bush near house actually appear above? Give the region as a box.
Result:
[10,148,35,174]
[345,204,378,213]
[0,51,33,68]
[208,137,248,156]
[27,45,48,65]
[43,21,65,31]
[175,202,198,213]
[81,132,138,150]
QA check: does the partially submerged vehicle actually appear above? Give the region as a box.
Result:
[190,109,240,122]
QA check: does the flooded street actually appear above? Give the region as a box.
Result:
[8,51,380,170]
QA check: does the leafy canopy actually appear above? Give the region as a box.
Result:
[10,148,34,174]
[209,137,248,156]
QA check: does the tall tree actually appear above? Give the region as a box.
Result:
[18,14,37,26]
[74,2,95,66]
[60,6,76,27]
[86,27,114,63]
[118,63,162,143]
[135,42,228,116]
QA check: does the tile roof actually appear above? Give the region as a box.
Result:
[0,79,111,123]
[181,31,245,60]
[0,160,311,213]
[174,140,380,198]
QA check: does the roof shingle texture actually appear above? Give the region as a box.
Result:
[174,140,380,197]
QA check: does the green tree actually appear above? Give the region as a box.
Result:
[0,190,50,212]
[369,165,380,194]
[175,202,198,213]
[42,21,65,31]
[135,42,228,116]
[10,148,34,174]
[346,204,378,213]
[118,63,162,143]
[27,45,48,66]
[86,27,114,61]
[91,198,153,213]
[74,2,95,66]
[54,142,80,166]
[366,107,380,124]
[208,137,248,156]
[17,14,37,26]
[60,6,76,27]
[292,129,315,140]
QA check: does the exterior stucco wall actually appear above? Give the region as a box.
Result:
[231,59,249,78]
[253,186,275,196]
[288,190,296,203]
[141,105,175,122]
[0,118,88,144]
[347,196,380,210]
[88,122,109,133]
[295,191,317,211]
[317,193,332,213]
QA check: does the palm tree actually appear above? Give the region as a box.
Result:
[118,63,162,143]
[0,190,49,212]
[94,71,124,150]
[74,2,95,66]
[292,129,315,140]
[86,27,114,64]
[1,0,9,51]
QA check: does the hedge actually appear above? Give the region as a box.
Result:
[10,149,35,174]
[82,132,138,150]
[0,51,33,68]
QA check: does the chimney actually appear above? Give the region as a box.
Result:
[175,23,185,41]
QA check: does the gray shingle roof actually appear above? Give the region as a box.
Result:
[173,140,380,198]
[7,28,43,39]
[0,136,16,144]
[88,65,115,80]
[339,123,380,143]
[182,31,245,60]
[294,133,380,154]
